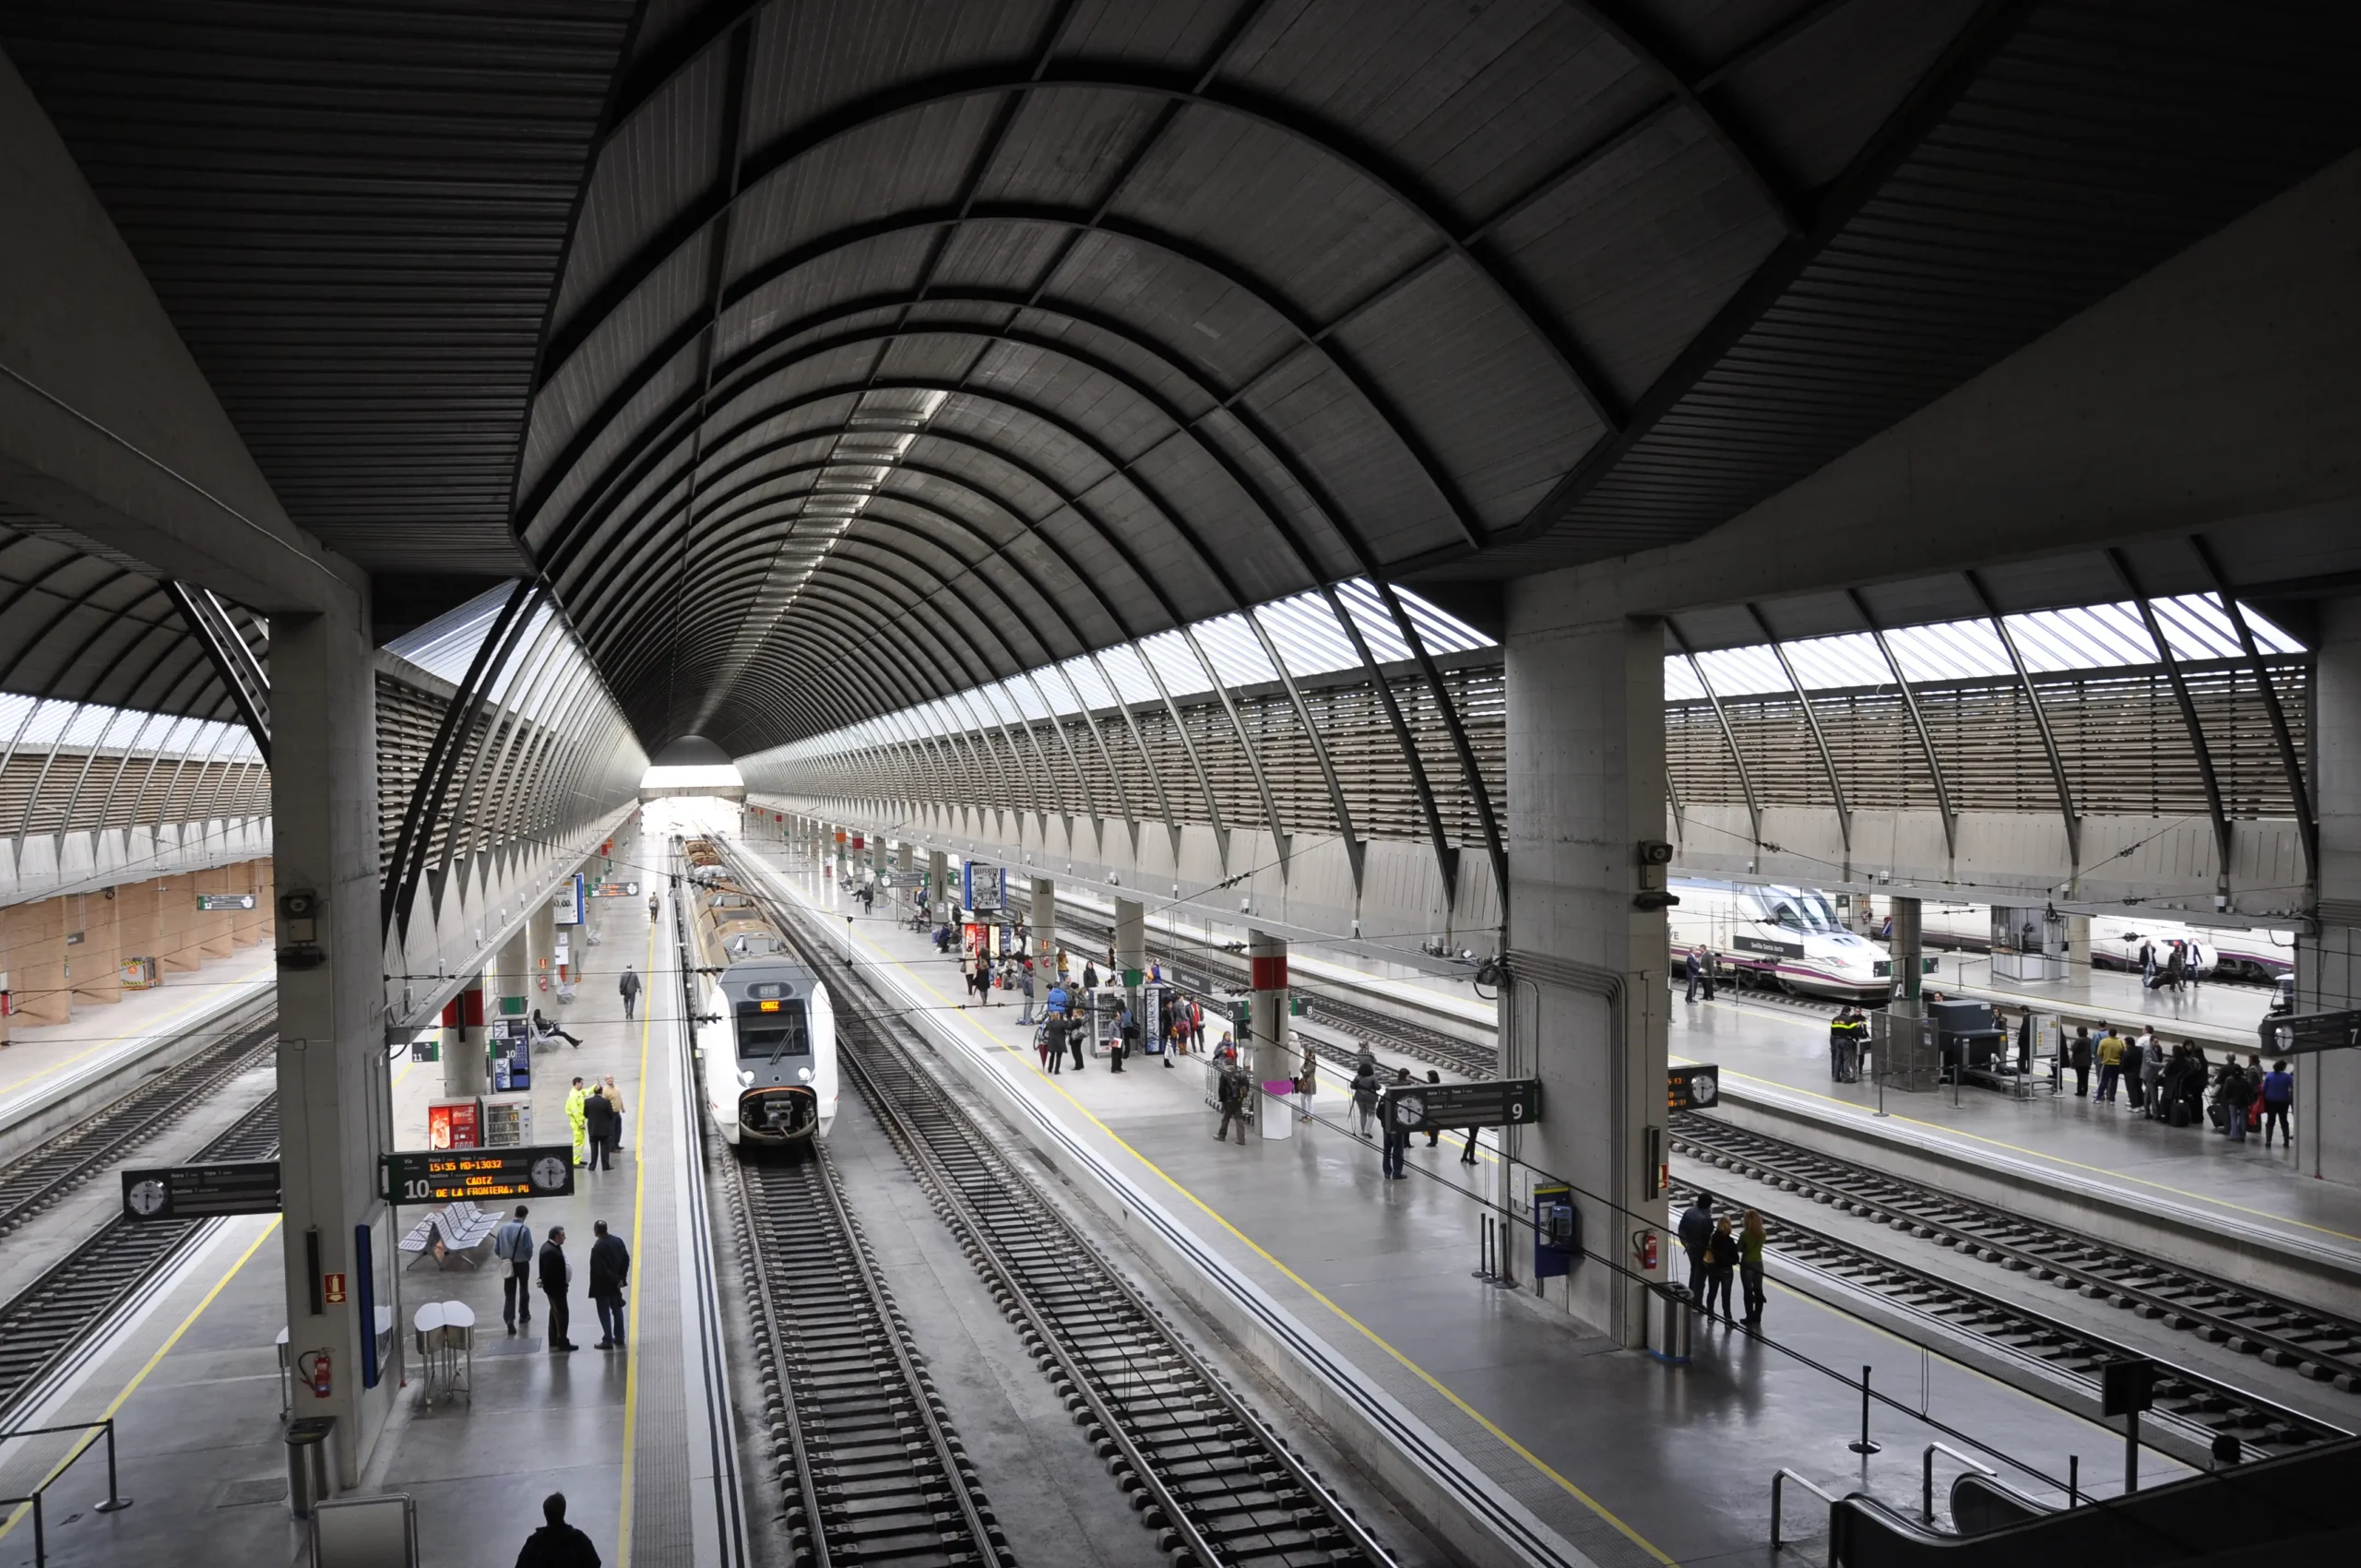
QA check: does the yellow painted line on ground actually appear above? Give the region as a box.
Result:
[0,976,269,1099]
[0,1217,282,1544]
[618,902,658,1567]
[806,881,1676,1568]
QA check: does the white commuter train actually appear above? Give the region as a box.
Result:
[1667,880,1904,1003]
[1910,903,2290,980]
[682,837,839,1149]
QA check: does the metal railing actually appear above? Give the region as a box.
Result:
[1773,1467,1841,1558]
[0,1418,133,1565]
[1924,1441,1998,1522]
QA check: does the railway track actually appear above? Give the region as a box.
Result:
[1667,1127,2352,1461]
[763,861,1396,1568]
[718,1129,1009,1568]
[0,1091,280,1423]
[0,998,277,1239]
[1672,1111,2361,1394]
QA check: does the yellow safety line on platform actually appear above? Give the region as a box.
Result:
[618,901,658,1567]
[802,873,1676,1568]
[1678,998,2361,1245]
[0,1217,282,1544]
[0,973,270,1099]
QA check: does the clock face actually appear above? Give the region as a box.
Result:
[128,1178,170,1218]
[1394,1095,1425,1127]
[1690,1075,1718,1107]
[531,1156,569,1191]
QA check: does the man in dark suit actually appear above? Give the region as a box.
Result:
[588,1220,631,1350]
[538,1227,576,1352]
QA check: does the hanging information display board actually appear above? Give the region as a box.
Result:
[381,1146,575,1206]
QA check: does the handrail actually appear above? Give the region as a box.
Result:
[0,1496,40,1567]
[1774,1467,1842,1555]
[1924,1441,1998,1522]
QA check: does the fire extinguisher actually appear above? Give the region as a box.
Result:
[1633,1229,1659,1272]
[299,1348,332,1398]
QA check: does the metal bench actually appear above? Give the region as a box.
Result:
[397,1202,499,1270]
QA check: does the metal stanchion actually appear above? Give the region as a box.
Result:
[1849,1365,1883,1455]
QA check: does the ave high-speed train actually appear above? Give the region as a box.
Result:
[1910,903,2293,981]
[1667,880,1908,1003]
[682,837,838,1149]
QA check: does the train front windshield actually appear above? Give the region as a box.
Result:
[737,1000,811,1062]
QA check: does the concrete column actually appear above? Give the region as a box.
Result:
[2304,596,2361,1184]
[1030,877,1056,968]
[231,859,267,946]
[1247,929,1290,1088]
[495,926,532,1027]
[1503,599,1670,1344]
[71,889,121,1006]
[1890,896,1924,1017]
[271,608,396,1481]
[2065,913,2093,980]
[528,894,556,1005]
[158,873,201,972]
[929,848,949,922]
[442,974,489,1099]
[115,876,162,987]
[0,897,69,1026]
[195,863,238,957]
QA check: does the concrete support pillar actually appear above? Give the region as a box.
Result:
[1890,896,1924,1017]
[158,873,200,972]
[495,927,531,1028]
[2303,596,2361,1184]
[195,863,239,957]
[1247,929,1291,1088]
[0,897,69,1026]
[231,859,268,946]
[2065,913,2093,980]
[528,895,556,1005]
[929,849,949,922]
[442,975,489,1099]
[1030,877,1056,969]
[271,608,396,1482]
[70,890,121,1006]
[1504,600,1670,1344]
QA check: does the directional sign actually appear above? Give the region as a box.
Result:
[381,1145,575,1206]
[122,1160,281,1222]
[1382,1078,1541,1133]
[196,892,256,911]
[1667,1064,1720,1111]
[2100,1357,2160,1418]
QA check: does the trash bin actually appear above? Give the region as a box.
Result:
[287,1416,336,1519]
[1648,1285,1694,1366]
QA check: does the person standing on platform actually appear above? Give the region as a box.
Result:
[1214,1063,1249,1144]
[1349,1058,1382,1139]
[584,1082,619,1171]
[1040,1012,1066,1075]
[1422,1070,1445,1146]
[2140,938,2157,988]
[649,891,661,924]
[1017,963,1035,1026]
[2261,1060,2295,1148]
[514,1492,599,1568]
[1677,1193,1714,1301]
[538,1227,576,1352]
[601,1074,627,1150]
[618,965,642,1021]
[2215,1057,2250,1141]
[494,1206,534,1336]
[2134,1029,2162,1116]
[1069,1010,1087,1073]
[1381,1067,1413,1178]
[1190,998,1205,1051]
[2069,1028,2094,1099]
[1829,1006,1864,1082]
[1738,1210,1767,1328]
[1082,958,1099,992]
[565,1077,589,1167]
[2095,1026,2125,1103]
[1684,945,1705,1004]
[1045,976,1069,1020]
[1703,1217,1738,1320]
[588,1220,631,1350]
[1112,1006,1137,1072]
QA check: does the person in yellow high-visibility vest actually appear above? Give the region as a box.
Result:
[564,1076,589,1167]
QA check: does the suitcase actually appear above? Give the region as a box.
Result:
[2207,1100,2229,1130]
[2168,1099,2189,1128]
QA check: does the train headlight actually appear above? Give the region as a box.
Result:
[798,1066,813,1083]
[737,1068,753,1087]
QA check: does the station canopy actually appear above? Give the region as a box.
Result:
[4,2,2356,757]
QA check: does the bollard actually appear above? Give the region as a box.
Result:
[96,1419,132,1513]
[1848,1365,1882,1455]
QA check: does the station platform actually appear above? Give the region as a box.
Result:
[1667,989,2361,1307]
[1919,950,2270,1051]
[753,842,2189,1568]
[0,945,274,1152]
[0,855,735,1568]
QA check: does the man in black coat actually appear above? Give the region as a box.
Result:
[588,1219,631,1350]
[538,1228,576,1352]
[584,1086,620,1171]
[618,965,642,1020]
[515,1491,599,1567]
[1677,1194,1715,1301]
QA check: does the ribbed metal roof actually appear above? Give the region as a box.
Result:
[0,0,639,575]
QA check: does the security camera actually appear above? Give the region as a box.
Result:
[1638,839,1674,865]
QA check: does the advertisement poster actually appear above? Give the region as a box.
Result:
[552,872,586,925]
[963,861,1003,912]
[426,1099,481,1151]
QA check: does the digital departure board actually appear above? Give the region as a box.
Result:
[380,1146,575,1205]
[1667,1064,1720,1111]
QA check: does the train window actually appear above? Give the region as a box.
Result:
[738,999,810,1061]
[1770,902,1802,929]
